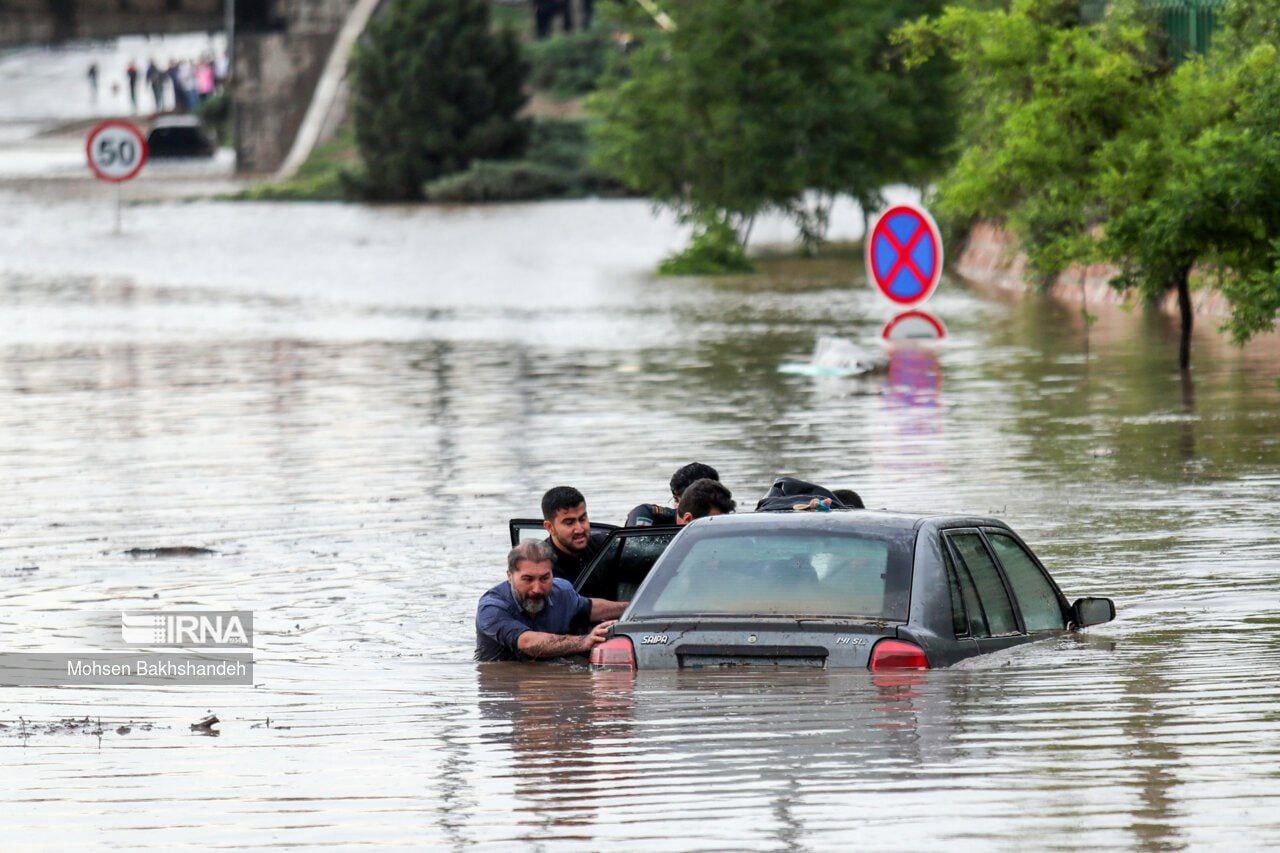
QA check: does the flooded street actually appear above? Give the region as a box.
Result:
[1,187,1279,848]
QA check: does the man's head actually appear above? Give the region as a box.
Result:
[541,485,590,553]
[676,478,736,525]
[832,488,865,509]
[507,540,555,615]
[670,462,720,502]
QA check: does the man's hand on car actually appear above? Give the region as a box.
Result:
[580,619,617,652]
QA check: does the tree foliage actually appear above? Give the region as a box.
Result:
[351,0,528,201]
[588,0,955,260]
[902,0,1280,367]
[898,0,1162,278]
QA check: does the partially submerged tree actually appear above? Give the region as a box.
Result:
[901,0,1280,369]
[1099,10,1280,366]
[351,0,528,201]
[589,0,955,269]
[898,0,1163,280]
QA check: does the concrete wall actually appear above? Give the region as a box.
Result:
[0,0,222,45]
[955,221,1235,320]
[232,0,360,173]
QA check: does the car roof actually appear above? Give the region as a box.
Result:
[685,509,1008,534]
[152,115,204,129]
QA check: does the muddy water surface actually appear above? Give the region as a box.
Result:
[1,192,1279,848]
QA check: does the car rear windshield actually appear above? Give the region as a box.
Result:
[628,528,914,620]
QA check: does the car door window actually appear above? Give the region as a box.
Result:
[943,545,987,638]
[508,519,618,547]
[576,529,678,601]
[987,533,1066,632]
[949,532,1019,635]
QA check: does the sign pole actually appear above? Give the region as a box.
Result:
[86,120,148,235]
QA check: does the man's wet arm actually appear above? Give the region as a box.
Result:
[590,599,628,621]
[517,631,589,658]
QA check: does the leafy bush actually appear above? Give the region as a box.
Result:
[658,218,755,275]
[420,118,630,201]
[526,31,613,99]
[195,92,231,146]
[422,160,576,202]
[351,0,529,200]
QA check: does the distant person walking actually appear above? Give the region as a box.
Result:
[87,63,99,104]
[146,60,165,113]
[126,61,139,112]
[178,60,197,111]
[167,60,187,112]
[195,59,215,103]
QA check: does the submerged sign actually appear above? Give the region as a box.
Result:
[866,203,943,306]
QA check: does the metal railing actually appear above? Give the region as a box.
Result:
[1081,0,1226,60]
[1147,0,1226,59]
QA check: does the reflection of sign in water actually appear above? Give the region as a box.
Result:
[866,203,943,306]
[86,120,148,182]
[882,309,947,342]
[888,347,942,408]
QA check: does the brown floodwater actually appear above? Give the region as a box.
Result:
[0,189,1278,848]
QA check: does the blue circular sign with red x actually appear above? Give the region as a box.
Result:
[866,203,943,306]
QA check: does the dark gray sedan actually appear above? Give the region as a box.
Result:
[579,511,1114,671]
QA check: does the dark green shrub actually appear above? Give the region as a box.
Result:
[351,0,529,200]
[658,218,754,275]
[526,31,613,99]
[195,92,231,146]
[421,160,576,202]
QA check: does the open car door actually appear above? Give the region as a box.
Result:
[508,519,619,548]
[574,526,681,602]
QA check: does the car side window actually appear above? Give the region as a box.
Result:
[576,531,677,601]
[949,532,1019,635]
[987,533,1066,632]
[943,544,986,638]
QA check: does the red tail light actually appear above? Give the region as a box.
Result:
[590,636,636,670]
[869,639,929,671]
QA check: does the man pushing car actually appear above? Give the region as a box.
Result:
[474,540,628,662]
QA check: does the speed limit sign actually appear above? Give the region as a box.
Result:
[86,120,148,182]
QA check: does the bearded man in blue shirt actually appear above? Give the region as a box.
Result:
[475,540,628,662]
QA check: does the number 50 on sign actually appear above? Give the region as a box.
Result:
[86,120,148,183]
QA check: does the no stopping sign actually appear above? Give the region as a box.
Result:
[86,120,148,182]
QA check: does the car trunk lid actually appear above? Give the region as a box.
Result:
[616,618,900,670]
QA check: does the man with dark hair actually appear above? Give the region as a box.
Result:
[675,478,736,525]
[832,489,865,509]
[541,485,610,582]
[624,462,721,527]
[475,540,627,661]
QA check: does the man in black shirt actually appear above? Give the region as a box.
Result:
[623,461,720,527]
[542,485,610,582]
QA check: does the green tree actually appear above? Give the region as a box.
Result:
[1099,39,1280,367]
[898,0,1163,279]
[902,0,1280,369]
[589,0,954,267]
[351,0,528,201]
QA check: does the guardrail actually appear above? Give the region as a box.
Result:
[1080,0,1226,60]
[1147,0,1226,59]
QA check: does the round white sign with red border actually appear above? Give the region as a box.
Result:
[86,120,148,183]
[882,309,947,342]
[865,202,944,307]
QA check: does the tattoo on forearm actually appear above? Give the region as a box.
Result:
[518,632,585,658]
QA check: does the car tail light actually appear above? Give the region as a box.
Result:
[590,636,635,670]
[869,639,929,671]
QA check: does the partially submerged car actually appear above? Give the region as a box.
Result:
[518,510,1114,671]
[147,115,216,159]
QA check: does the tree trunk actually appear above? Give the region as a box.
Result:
[1176,265,1193,372]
